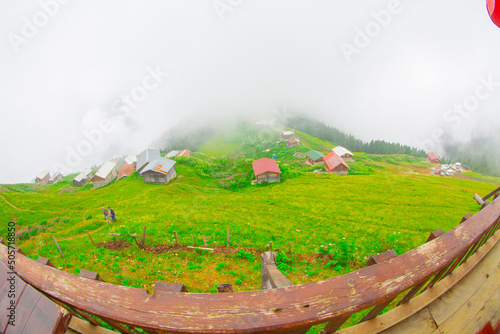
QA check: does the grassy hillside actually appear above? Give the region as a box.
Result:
[2,125,500,331]
[1,155,497,294]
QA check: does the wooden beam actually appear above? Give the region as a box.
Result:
[68,317,116,334]
[482,186,500,201]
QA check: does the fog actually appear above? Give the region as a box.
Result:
[1,0,500,183]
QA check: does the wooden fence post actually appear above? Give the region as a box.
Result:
[53,236,64,258]
[86,230,96,247]
[268,241,273,251]
[226,227,230,247]
[142,227,147,245]
[191,234,195,246]
[174,231,179,246]
[203,235,207,248]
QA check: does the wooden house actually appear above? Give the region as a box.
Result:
[279,130,296,142]
[332,146,354,162]
[306,150,325,166]
[136,149,161,173]
[252,158,281,184]
[91,161,118,189]
[118,163,136,180]
[140,157,177,184]
[48,172,63,184]
[324,152,349,175]
[287,139,300,148]
[177,149,191,157]
[35,171,50,184]
[73,169,92,187]
[427,152,441,164]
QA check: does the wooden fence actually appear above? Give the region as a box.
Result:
[1,189,500,334]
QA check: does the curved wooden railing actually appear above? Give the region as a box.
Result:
[1,191,500,334]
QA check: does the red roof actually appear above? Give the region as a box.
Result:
[427,152,440,161]
[288,139,300,144]
[323,152,349,171]
[252,158,281,176]
[177,149,191,157]
[118,163,136,180]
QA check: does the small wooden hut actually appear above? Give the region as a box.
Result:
[332,146,354,162]
[140,157,177,184]
[252,158,281,184]
[324,152,349,175]
[306,150,325,166]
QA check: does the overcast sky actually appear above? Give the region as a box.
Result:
[1,0,500,183]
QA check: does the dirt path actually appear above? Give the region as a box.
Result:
[0,194,64,213]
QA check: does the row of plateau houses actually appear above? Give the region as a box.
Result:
[251,146,354,184]
[34,149,190,189]
[35,171,63,185]
[305,146,354,176]
[279,130,301,148]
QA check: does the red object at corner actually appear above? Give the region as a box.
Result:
[487,0,500,27]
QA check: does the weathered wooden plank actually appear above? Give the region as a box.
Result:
[337,230,500,334]
[458,285,500,334]
[12,288,71,334]
[434,250,500,333]
[265,265,294,289]
[68,316,117,334]
[0,199,498,333]
[5,284,42,334]
[381,308,439,334]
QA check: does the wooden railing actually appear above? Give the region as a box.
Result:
[1,194,500,333]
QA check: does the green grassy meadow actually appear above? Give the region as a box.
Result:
[2,126,499,331]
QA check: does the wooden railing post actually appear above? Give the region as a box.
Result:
[154,282,188,293]
[217,284,233,293]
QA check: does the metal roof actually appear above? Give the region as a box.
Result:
[177,149,191,157]
[140,157,176,175]
[49,172,62,182]
[427,152,440,161]
[73,169,92,182]
[124,155,137,165]
[137,149,161,171]
[332,146,354,157]
[252,158,281,176]
[281,130,295,136]
[95,161,117,179]
[37,170,49,180]
[324,152,349,170]
[165,150,179,158]
[306,150,324,161]
[118,164,136,179]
